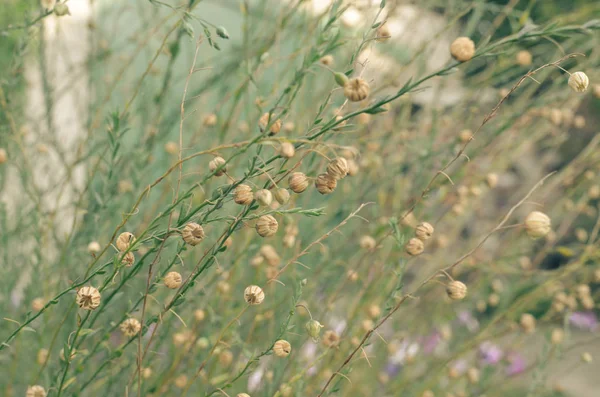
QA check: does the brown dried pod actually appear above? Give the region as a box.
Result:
[116,232,136,252]
[446,281,467,300]
[244,285,265,305]
[209,156,227,176]
[288,172,309,193]
[450,37,475,62]
[343,77,370,102]
[415,222,434,241]
[326,157,349,180]
[405,238,424,256]
[76,286,101,310]
[258,113,282,135]
[315,173,337,195]
[234,184,254,205]
[182,222,205,246]
[256,215,278,237]
[120,318,142,337]
[164,271,182,289]
[273,339,292,357]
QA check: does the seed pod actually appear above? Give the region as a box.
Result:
[279,384,293,397]
[347,270,358,282]
[142,367,153,379]
[283,122,295,132]
[446,281,467,300]
[258,113,282,135]
[31,298,45,312]
[203,113,218,126]
[466,367,480,384]
[76,286,101,310]
[37,349,49,365]
[54,3,70,16]
[515,50,532,66]
[405,237,424,256]
[274,188,290,205]
[581,352,593,363]
[174,375,188,389]
[488,293,500,307]
[216,26,229,39]
[237,394,251,397]
[87,241,101,254]
[322,330,340,347]
[209,156,227,176]
[326,157,349,180]
[288,172,309,193]
[194,309,206,321]
[260,244,281,266]
[120,318,142,337]
[181,222,205,246]
[164,271,182,289]
[165,141,178,155]
[415,222,434,241]
[315,173,337,194]
[121,252,135,267]
[524,211,551,238]
[217,280,231,294]
[26,385,47,397]
[367,304,381,319]
[234,184,254,205]
[359,235,376,250]
[486,173,498,188]
[347,159,359,176]
[280,142,295,158]
[116,232,136,252]
[376,24,391,42]
[244,285,265,305]
[306,319,324,341]
[520,313,536,334]
[343,77,370,102]
[320,54,334,66]
[273,339,292,357]
[60,348,76,361]
[0,148,6,164]
[255,189,273,206]
[450,37,475,62]
[568,71,589,93]
[550,328,564,345]
[254,215,278,238]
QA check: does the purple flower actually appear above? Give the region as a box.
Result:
[505,352,526,376]
[568,311,598,332]
[479,341,503,365]
[386,362,401,378]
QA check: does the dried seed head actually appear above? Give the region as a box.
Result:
[217,280,231,294]
[568,71,589,93]
[54,3,70,16]
[209,156,227,176]
[516,50,532,66]
[182,222,205,246]
[305,319,324,341]
[467,367,480,384]
[116,232,136,252]
[279,142,295,158]
[421,391,434,397]
[76,286,101,310]
[60,348,76,361]
[203,113,217,126]
[343,77,370,102]
[194,309,206,321]
[37,349,49,365]
[446,281,467,300]
[260,244,281,266]
[405,237,424,256]
[273,339,292,357]
[244,285,265,305]
[415,222,434,241]
[520,313,536,333]
[26,385,47,397]
[142,367,153,379]
[524,211,551,238]
[174,375,188,389]
[574,115,586,128]
[589,185,600,199]
[32,298,45,312]
[322,330,340,347]
[274,188,290,205]
[283,122,295,132]
[315,173,337,195]
[347,270,359,282]
[87,241,101,254]
[0,148,6,164]
[256,215,278,237]
[459,129,472,143]
[347,159,359,176]
[581,352,593,363]
[320,54,334,66]
[488,293,500,307]
[359,235,376,250]
[164,141,178,155]
[326,157,349,180]
[234,184,254,205]
[575,284,591,298]
[120,318,142,337]
[376,24,391,42]
[258,113,282,135]
[196,337,209,349]
[551,328,564,345]
[450,37,475,62]
[367,304,381,319]
[237,394,251,397]
[288,172,309,193]
[255,189,273,206]
[121,252,135,267]
[279,384,293,397]
[486,173,498,188]
[164,272,182,289]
